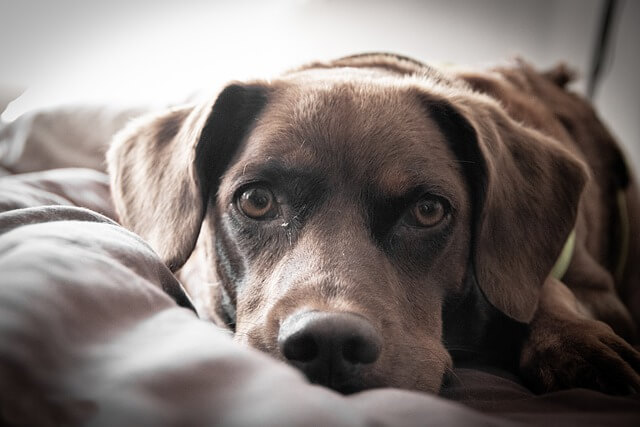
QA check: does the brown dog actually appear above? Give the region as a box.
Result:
[108,53,640,394]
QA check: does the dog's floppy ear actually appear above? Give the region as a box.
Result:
[108,84,268,271]
[422,93,587,323]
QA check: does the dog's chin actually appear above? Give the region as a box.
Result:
[319,379,379,395]
[300,366,386,395]
[305,368,445,395]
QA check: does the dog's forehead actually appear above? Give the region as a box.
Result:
[231,79,462,197]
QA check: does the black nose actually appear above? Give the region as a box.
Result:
[278,311,381,391]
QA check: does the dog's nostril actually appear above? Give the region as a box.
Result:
[342,336,379,364]
[282,333,318,362]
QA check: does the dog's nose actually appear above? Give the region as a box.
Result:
[278,311,381,390]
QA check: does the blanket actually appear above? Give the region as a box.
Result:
[1,104,639,426]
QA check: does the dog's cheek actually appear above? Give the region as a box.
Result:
[221,212,296,278]
[360,280,450,391]
[232,268,298,356]
[400,289,452,391]
[375,328,452,392]
[233,289,279,355]
[413,342,452,392]
[411,224,471,296]
[210,208,282,283]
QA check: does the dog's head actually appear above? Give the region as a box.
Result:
[108,55,586,393]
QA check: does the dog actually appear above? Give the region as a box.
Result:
[108,53,640,395]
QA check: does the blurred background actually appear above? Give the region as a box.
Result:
[1,0,638,168]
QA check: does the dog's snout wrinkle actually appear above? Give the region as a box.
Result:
[278,311,381,392]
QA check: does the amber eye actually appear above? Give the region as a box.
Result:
[237,186,277,219]
[409,197,447,227]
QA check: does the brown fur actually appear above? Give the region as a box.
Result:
[107,53,640,394]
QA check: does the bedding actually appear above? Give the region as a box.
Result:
[0,102,639,426]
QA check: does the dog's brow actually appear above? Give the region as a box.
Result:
[375,168,457,202]
[371,184,437,210]
[235,159,321,184]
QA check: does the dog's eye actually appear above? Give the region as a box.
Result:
[237,186,278,220]
[406,196,447,228]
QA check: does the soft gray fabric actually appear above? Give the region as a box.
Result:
[0,168,115,219]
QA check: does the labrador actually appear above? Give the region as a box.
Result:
[108,53,640,394]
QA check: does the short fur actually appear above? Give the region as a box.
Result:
[108,53,640,394]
